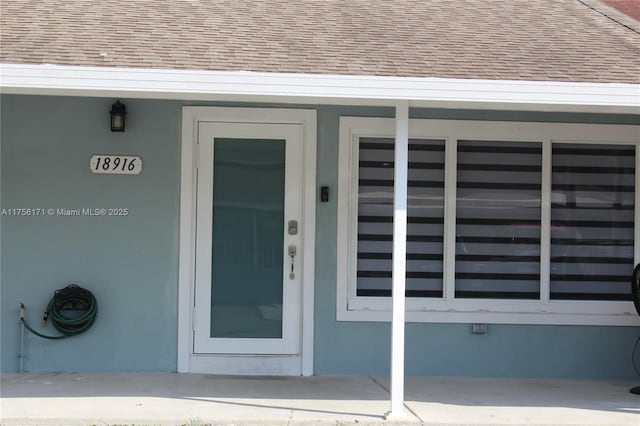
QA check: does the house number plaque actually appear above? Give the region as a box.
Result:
[90,155,142,175]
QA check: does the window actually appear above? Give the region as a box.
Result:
[356,137,445,298]
[550,144,635,301]
[455,141,542,300]
[337,117,640,325]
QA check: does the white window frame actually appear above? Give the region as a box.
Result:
[337,117,640,326]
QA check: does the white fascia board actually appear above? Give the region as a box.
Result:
[1,63,639,113]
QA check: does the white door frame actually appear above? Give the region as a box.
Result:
[178,107,317,375]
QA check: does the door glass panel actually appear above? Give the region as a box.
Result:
[210,138,285,338]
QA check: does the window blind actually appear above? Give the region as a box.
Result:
[455,140,542,299]
[356,137,445,297]
[550,143,635,301]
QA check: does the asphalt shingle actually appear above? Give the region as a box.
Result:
[1,0,638,83]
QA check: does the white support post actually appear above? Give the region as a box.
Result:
[386,100,409,420]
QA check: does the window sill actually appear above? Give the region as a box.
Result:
[337,299,640,326]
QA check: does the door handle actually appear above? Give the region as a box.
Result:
[288,245,297,280]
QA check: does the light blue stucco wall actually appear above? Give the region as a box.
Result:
[1,95,181,371]
[1,94,639,379]
[314,106,640,380]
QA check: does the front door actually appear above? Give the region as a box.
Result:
[194,122,303,355]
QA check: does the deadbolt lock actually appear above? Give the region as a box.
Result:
[288,220,298,235]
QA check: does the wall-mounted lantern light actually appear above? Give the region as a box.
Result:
[109,100,127,132]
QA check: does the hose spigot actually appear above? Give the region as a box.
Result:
[19,303,25,320]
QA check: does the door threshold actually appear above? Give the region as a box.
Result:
[189,354,303,376]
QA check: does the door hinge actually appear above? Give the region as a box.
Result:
[195,143,200,169]
[192,306,196,331]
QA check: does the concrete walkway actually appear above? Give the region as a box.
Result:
[1,373,638,425]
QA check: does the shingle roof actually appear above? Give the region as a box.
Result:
[1,0,639,83]
[601,0,640,21]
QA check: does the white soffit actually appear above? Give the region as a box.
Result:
[0,63,639,113]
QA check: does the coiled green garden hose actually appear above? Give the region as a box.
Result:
[19,284,98,339]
